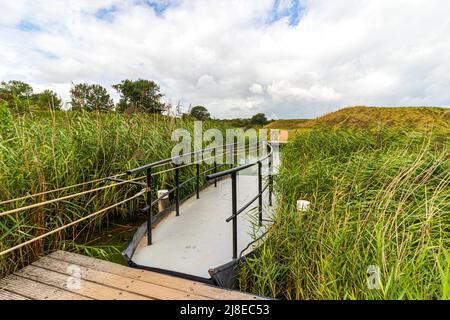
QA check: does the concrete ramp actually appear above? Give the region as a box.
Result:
[130,158,277,280]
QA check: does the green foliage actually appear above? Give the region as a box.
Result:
[189,105,210,120]
[0,101,13,132]
[240,127,450,300]
[0,111,232,278]
[218,115,270,129]
[32,89,62,110]
[113,79,165,114]
[0,80,33,99]
[217,113,270,128]
[250,113,268,125]
[70,83,114,111]
[0,80,34,112]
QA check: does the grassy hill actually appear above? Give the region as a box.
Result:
[267,106,450,131]
[265,118,309,130]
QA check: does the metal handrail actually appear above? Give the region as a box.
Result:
[225,183,269,222]
[126,141,267,245]
[127,142,245,175]
[205,141,274,259]
[206,143,273,181]
[139,144,260,205]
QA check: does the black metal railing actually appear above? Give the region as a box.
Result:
[206,142,273,259]
[126,142,269,247]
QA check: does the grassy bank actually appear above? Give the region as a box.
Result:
[240,124,449,299]
[267,106,450,131]
[0,105,230,277]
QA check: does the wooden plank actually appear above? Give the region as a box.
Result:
[0,288,30,300]
[33,256,209,300]
[0,274,90,300]
[15,265,150,300]
[49,250,262,300]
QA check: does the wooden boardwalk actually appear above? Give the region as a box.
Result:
[0,251,263,300]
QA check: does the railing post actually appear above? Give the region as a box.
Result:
[213,147,217,187]
[175,164,180,216]
[231,172,237,259]
[196,162,200,199]
[214,161,217,187]
[230,144,234,169]
[146,168,152,245]
[268,143,273,207]
[258,160,263,226]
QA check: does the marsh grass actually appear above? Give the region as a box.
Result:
[0,105,229,277]
[240,127,449,299]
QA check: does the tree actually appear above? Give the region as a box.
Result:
[189,105,210,120]
[112,79,165,113]
[70,83,114,111]
[250,113,268,125]
[0,80,34,111]
[32,90,62,110]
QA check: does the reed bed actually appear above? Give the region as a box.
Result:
[0,105,230,277]
[240,127,449,300]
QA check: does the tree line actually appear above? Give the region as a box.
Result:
[0,79,269,125]
[0,79,165,113]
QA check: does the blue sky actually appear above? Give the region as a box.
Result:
[16,21,41,32]
[1,0,449,118]
[142,0,172,15]
[269,0,303,26]
[95,6,119,21]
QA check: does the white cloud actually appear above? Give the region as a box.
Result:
[0,0,449,118]
[268,81,341,102]
[249,83,264,95]
[196,74,216,88]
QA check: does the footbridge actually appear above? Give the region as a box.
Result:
[0,141,281,298]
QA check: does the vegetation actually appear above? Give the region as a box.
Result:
[240,107,449,300]
[267,106,449,131]
[264,118,309,130]
[70,83,114,111]
[305,106,450,129]
[33,90,62,110]
[250,113,268,125]
[2,85,447,301]
[0,105,231,278]
[0,80,34,106]
[1,80,273,123]
[0,80,62,112]
[1,79,168,114]
[113,79,165,113]
[217,113,271,129]
[189,105,211,120]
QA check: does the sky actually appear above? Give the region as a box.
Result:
[0,0,450,119]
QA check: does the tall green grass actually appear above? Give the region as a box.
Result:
[0,104,230,277]
[240,127,449,299]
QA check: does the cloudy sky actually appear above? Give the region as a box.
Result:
[1,0,449,119]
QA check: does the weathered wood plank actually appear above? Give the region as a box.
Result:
[33,256,208,300]
[0,288,30,300]
[15,265,151,300]
[50,250,261,300]
[0,274,90,300]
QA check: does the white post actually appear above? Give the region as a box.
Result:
[297,200,310,212]
[157,189,169,212]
